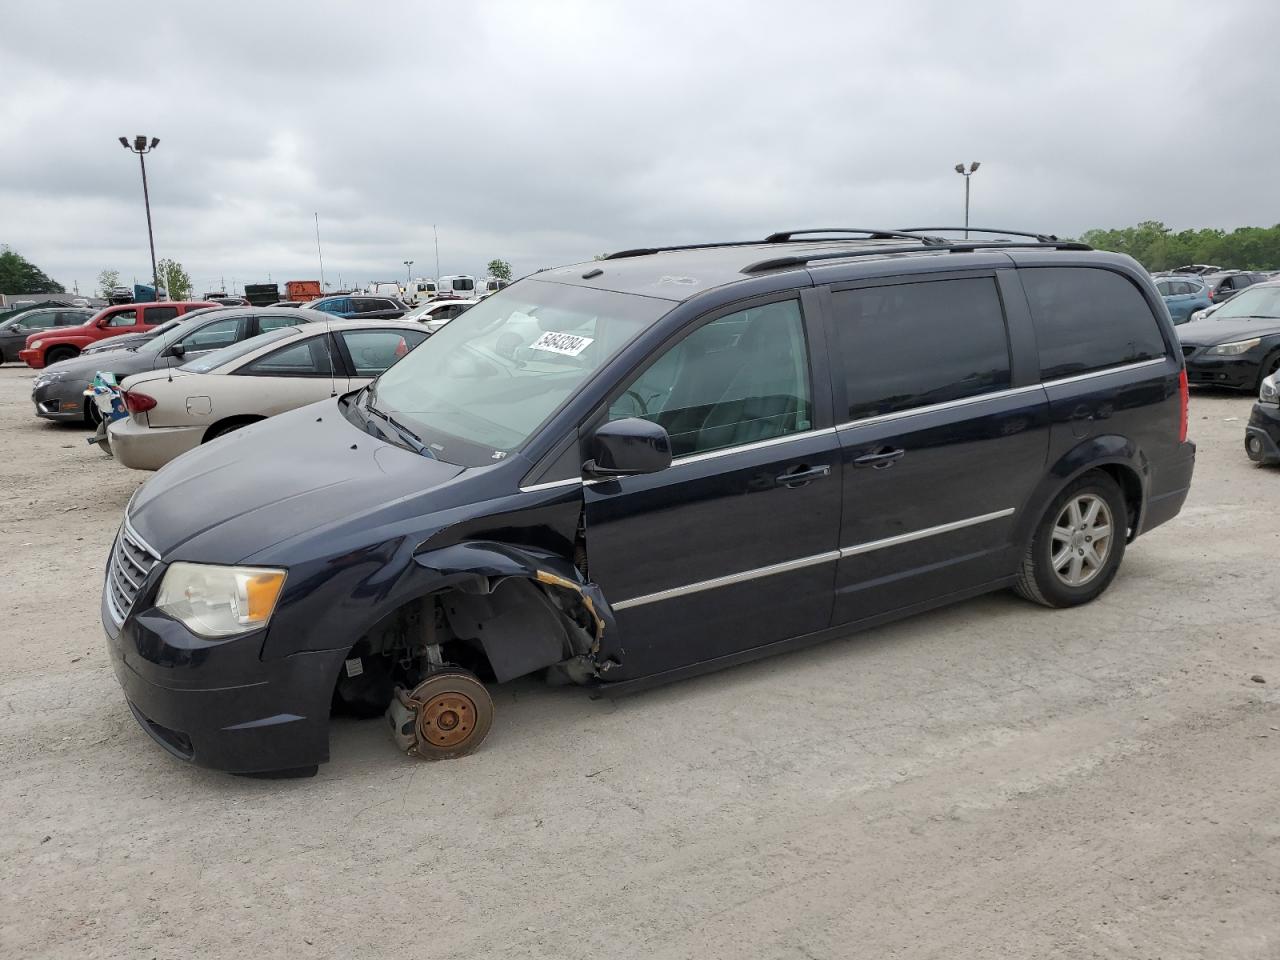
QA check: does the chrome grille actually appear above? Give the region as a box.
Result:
[104,518,161,626]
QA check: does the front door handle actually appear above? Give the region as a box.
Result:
[776,464,831,487]
[853,446,905,469]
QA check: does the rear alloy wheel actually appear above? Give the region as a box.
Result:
[390,672,494,761]
[1015,472,1128,608]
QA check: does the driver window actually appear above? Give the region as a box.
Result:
[607,300,812,458]
[105,309,138,328]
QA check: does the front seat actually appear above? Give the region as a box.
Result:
[695,307,806,452]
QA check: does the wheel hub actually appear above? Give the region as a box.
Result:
[1050,493,1114,587]
[419,692,477,748]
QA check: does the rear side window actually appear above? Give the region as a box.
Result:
[240,337,335,376]
[144,306,179,325]
[1021,268,1166,380]
[832,277,1012,421]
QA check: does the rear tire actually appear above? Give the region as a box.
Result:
[204,419,257,442]
[1014,471,1128,608]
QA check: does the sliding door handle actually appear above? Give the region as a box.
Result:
[853,447,905,469]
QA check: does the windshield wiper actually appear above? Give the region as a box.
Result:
[363,392,436,459]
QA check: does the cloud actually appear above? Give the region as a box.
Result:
[2,0,1278,294]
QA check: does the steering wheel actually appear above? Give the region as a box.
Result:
[623,389,651,416]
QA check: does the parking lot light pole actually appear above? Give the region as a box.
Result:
[403,259,414,286]
[120,135,161,296]
[954,161,980,238]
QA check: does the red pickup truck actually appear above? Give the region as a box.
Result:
[19,301,216,368]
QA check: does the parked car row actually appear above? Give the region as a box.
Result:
[1176,279,1280,391]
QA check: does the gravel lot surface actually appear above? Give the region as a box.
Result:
[0,363,1276,959]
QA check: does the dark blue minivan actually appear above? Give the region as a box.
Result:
[103,228,1196,775]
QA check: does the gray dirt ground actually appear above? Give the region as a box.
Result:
[0,363,1277,960]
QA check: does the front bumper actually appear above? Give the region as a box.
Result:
[31,378,90,422]
[1245,403,1280,465]
[18,348,45,368]
[1181,347,1261,390]
[108,417,204,470]
[103,587,346,774]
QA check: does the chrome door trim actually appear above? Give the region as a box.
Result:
[835,385,1043,431]
[670,426,837,467]
[611,550,841,611]
[838,508,1015,558]
[612,508,1015,610]
[522,426,840,492]
[519,477,583,493]
[1039,357,1166,388]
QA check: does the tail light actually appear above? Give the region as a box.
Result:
[122,390,157,414]
[394,337,409,358]
[1177,367,1189,443]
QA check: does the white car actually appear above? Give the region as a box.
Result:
[403,297,480,333]
[109,320,428,470]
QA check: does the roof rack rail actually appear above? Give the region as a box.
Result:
[897,226,1062,243]
[741,239,1093,274]
[603,227,942,261]
[763,228,943,244]
[603,239,767,260]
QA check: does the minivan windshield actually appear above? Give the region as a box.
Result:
[366,281,670,465]
[1213,285,1280,320]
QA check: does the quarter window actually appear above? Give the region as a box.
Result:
[607,300,812,458]
[832,277,1012,421]
[1020,267,1166,380]
[340,328,427,377]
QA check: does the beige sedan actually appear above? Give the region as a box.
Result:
[109,319,428,470]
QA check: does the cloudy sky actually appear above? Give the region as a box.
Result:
[2,0,1278,296]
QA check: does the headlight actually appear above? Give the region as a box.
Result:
[32,370,66,386]
[1207,337,1261,356]
[30,339,44,350]
[1262,373,1280,405]
[1189,310,1207,322]
[155,562,287,638]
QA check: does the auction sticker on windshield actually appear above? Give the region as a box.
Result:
[530,331,594,357]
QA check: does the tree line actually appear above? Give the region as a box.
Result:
[1078,221,1280,272]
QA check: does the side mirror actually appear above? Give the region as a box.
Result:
[165,342,186,358]
[585,417,672,477]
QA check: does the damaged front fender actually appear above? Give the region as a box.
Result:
[413,540,622,678]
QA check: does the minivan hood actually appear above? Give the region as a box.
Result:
[128,400,466,563]
[1178,315,1280,346]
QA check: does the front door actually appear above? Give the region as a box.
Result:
[583,294,842,682]
[825,273,1050,625]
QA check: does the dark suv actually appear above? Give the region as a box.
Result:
[308,295,407,320]
[102,228,1195,775]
